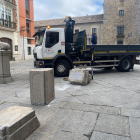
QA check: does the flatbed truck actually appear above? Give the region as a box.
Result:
[33,17,140,77]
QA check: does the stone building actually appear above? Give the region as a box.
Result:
[35,0,140,45]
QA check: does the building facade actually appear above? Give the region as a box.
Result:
[19,0,35,60]
[0,0,20,60]
[35,0,140,45]
[0,0,35,61]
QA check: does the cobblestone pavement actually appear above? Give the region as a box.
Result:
[0,59,140,140]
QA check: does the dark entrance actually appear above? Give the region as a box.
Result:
[0,38,13,60]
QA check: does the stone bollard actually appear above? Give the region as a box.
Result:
[30,68,55,106]
[0,106,40,140]
[69,69,91,85]
[0,41,14,84]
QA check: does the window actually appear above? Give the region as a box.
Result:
[92,28,97,34]
[27,39,31,44]
[118,41,123,45]
[15,45,18,51]
[75,29,79,33]
[119,10,124,16]
[0,7,4,19]
[45,32,59,48]
[118,27,124,35]
[35,30,45,47]
[26,20,30,33]
[25,0,29,10]
[28,47,31,55]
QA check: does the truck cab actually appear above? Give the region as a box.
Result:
[34,28,65,60]
[33,17,91,77]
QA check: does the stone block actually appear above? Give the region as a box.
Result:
[30,68,55,106]
[0,106,40,140]
[69,69,91,85]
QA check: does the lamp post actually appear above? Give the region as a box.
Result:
[21,26,25,60]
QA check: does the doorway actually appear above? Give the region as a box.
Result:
[0,38,13,60]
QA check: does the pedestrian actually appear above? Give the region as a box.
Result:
[91,32,97,45]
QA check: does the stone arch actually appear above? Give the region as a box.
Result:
[0,38,13,60]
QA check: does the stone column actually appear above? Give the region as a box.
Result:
[0,41,14,84]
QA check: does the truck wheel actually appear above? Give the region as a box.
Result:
[120,57,132,72]
[54,60,70,77]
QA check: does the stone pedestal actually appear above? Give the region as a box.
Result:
[30,68,55,106]
[0,41,13,84]
[0,106,40,140]
[0,50,14,84]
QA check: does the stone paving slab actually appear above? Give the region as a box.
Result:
[47,130,88,140]
[59,110,98,136]
[75,90,140,107]
[117,102,140,110]
[51,96,82,104]
[121,108,140,118]
[129,117,140,140]
[90,131,130,140]
[95,114,130,137]
[60,102,120,115]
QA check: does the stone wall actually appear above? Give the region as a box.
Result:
[135,0,140,44]
[20,37,35,60]
[102,0,140,45]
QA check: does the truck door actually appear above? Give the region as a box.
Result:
[43,31,61,59]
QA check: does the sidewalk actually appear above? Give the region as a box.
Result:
[0,60,140,140]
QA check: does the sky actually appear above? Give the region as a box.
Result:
[34,0,104,21]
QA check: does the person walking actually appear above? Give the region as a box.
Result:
[91,33,97,45]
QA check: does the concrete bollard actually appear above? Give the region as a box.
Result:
[69,69,91,85]
[0,42,13,84]
[0,106,40,140]
[30,68,55,106]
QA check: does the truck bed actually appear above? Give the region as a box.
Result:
[86,45,140,56]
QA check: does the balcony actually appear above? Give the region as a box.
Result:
[4,0,16,5]
[117,34,125,38]
[0,19,16,29]
[26,9,30,19]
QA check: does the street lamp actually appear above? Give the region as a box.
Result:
[21,26,25,60]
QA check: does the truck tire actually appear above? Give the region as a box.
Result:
[54,60,70,77]
[119,57,132,72]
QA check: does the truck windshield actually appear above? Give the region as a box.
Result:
[35,31,45,47]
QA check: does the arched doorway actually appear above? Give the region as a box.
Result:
[0,38,13,60]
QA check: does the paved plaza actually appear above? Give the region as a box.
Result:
[0,59,140,140]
